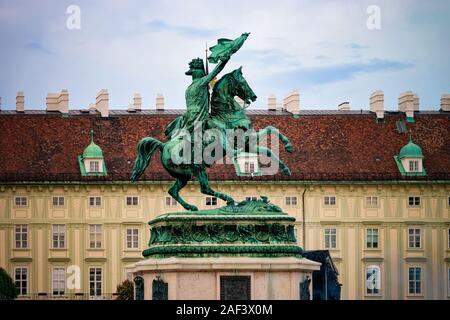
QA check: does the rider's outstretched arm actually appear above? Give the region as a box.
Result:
[202,57,230,85]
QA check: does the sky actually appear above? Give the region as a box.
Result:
[0,0,449,111]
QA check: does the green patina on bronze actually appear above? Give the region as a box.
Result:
[141,198,302,258]
[130,33,293,212]
[130,33,302,259]
[142,245,303,259]
[148,222,297,246]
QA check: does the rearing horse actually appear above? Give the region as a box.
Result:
[131,68,292,211]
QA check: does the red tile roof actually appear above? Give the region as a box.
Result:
[0,110,449,182]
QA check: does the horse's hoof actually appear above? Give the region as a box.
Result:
[285,144,293,153]
[282,167,292,176]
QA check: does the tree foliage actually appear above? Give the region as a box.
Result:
[115,279,134,300]
[0,268,18,300]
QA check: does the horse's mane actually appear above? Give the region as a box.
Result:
[211,71,236,100]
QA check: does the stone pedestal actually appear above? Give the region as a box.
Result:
[130,198,321,300]
[132,256,319,300]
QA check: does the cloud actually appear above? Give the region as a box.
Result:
[146,19,219,38]
[24,42,52,55]
[0,0,448,111]
[267,59,413,88]
[347,43,370,50]
[238,49,301,67]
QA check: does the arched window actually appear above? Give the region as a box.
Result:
[366,265,381,295]
[134,276,144,300]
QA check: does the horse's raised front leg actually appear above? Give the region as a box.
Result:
[195,169,235,205]
[168,177,198,211]
[257,126,293,153]
[257,146,291,176]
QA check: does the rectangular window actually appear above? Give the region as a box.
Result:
[448,229,450,249]
[89,268,102,298]
[205,196,218,206]
[165,196,177,206]
[244,161,256,173]
[89,225,102,249]
[366,266,381,295]
[89,161,100,172]
[89,196,102,207]
[14,196,28,206]
[324,228,337,249]
[408,196,420,206]
[126,228,139,249]
[409,160,419,172]
[285,196,298,206]
[52,196,65,207]
[408,267,422,295]
[15,224,28,248]
[52,267,66,296]
[366,228,379,249]
[408,228,421,248]
[126,196,138,206]
[448,268,450,297]
[324,196,336,206]
[15,267,28,296]
[245,196,258,201]
[366,196,378,207]
[52,224,65,248]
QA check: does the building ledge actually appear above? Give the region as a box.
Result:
[10,257,32,262]
[121,257,143,263]
[84,257,107,262]
[361,257,384,262]
[48,257,71,262]
[361,220,383,225]
[404,256,427,262]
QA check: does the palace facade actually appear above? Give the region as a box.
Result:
[0,90,449,299]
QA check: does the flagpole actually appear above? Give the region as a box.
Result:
[205,42,209,75]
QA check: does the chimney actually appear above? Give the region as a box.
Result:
[283,90,300,115]
[156,94,164,110]
[46,89,69,113]
[338,101,350,111]
[441,94,450,112]
[94,89,109,117]
[413,93,419,111]
[398,91,414,120]
[370,90,384,119]
[127,103,135,112]
[133,93,142,110]
[16,91,25,112]
[268,94,277,111]
[46,93,58,111]
[234,96,245,108]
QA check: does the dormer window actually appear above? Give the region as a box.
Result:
[409,160,419,172]
[78,130,107,176]
[394,138,426,176]
[244,161,255,174]
[90,160,100,173]
[233,152,261,176]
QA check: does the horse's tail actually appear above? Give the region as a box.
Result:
[130,137,164,182]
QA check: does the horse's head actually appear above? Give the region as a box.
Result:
[230,67,257,104]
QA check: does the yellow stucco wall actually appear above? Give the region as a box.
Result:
[0,182,449,299]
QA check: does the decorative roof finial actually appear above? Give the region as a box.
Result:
[91,129,94,143]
